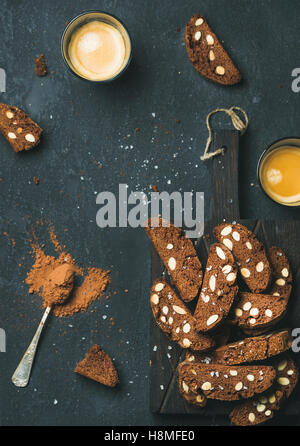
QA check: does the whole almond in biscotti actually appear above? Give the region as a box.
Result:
[178,373,207,408]
[0,103,42,152]
[213,330,292,365]
[268,247,292,303]
[230,356,299,426]
[232,292,287,333]
[150,279,214,351]
[145,218,203,302]
[194,243,238,332]
[213,223,271,293]
[178,362,276,401]
[184,14,242,86]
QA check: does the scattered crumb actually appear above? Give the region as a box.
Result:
[34,54,47,77]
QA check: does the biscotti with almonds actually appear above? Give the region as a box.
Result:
[194,243,238,332]
[0,103,42,152]
[150,279,214,351]
[146,218,203,302]
[185,14,242,86]
[230,357,299,426]
[213,223,272,293]
[213,330,292,365]
[178,362,276,401]
[232,292,287,332]
[74,345,118,387]
[185,330,292,365]
[268,247,292,302]
[179,373,207,408]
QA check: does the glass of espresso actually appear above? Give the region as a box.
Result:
[61,11,132,82]
[258,137,300,207]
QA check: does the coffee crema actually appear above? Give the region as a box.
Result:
[259,146,300,205]
[68,20,126,81]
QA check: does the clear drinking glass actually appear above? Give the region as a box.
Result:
[61,11,132,82]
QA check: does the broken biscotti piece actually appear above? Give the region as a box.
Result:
[184,14,242,86]
[214,223,271,293]
[212,330,292,365]
[194,243,238,332]
[150,279,214,351]
[74,345,118,387]
[230,356,299,425]
[145,218,203,302]
[0,103,42,152]
[268,247,292,302]
[232,292,287,333]
[178,362,276,401]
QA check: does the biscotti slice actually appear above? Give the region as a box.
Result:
[194,243,238,332]
[179,373,207,408]
[232,292,287,332]
[0,103,42,152]
[146,217,203,302]
[178,362,276,401]
[214,223,271,293]
[268,247,292,302]
[230,357,299,426]
[150,279,214,351]
[74,345,118,387]
[213,330,292,365]
[185,14,242,86]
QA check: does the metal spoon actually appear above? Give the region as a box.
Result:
[12,305,51,387]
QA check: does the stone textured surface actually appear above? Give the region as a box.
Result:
[0,0,299,426]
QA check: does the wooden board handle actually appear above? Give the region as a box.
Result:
[209,130,240,222]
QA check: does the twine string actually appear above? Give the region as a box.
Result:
[200,106,249,161]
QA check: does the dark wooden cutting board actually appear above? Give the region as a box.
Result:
[149,130,300,418]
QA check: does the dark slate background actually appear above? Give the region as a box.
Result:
[0,0,300,426]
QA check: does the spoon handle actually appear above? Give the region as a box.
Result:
[12,306,51,387]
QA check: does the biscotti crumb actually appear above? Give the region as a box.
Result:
[34,54,48,77]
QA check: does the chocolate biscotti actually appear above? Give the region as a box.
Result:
[232,292,287,332]
[146,218,203,302]
[150,279,214,351]
[185,14,242,86]
[179,373,207,408]
[268,247,292,302]
[194,243,238,332]
[213,330,292,365]
[230,357,299,425]
[178,362,276,401]
[75,345,118,387]
[0,103,42,152]
[214,223,272,293]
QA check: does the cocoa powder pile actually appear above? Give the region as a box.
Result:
[42,263,75,307]
[26,227,110,317]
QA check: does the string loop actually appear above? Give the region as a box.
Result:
[200,106,249,161]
